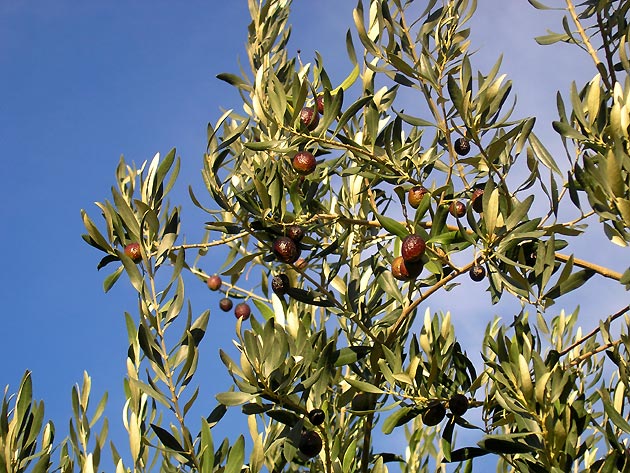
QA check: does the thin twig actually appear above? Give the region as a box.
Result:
[597,8,617,88]
[386,260,477,345]
[558,304,630,356]
[566,0,610,88]
[189,266,272,303]
[313,213,461,233]
[569,339,622,366]
[171,231,249,251]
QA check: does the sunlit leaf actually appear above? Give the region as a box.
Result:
[224,435,245,473]
[345,378,384,394]
[216,391,255,406]
[375,213,407,238]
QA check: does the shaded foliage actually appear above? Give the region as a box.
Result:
[3,1,630,472]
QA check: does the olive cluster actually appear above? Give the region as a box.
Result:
[392,234,426,281]
[206,274,251,320]
[403,137,489,283]
[422,394,470,426]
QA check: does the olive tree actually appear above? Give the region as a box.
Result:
[3,0,630,472]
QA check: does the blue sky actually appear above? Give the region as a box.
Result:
[1,1,627,470]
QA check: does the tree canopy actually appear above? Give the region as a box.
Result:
[3,1,630,472]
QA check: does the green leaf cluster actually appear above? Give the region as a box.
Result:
[9,1,625,472]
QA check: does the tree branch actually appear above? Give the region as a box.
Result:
[555,252,623,281]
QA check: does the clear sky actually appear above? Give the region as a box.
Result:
[0,1,627,471]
